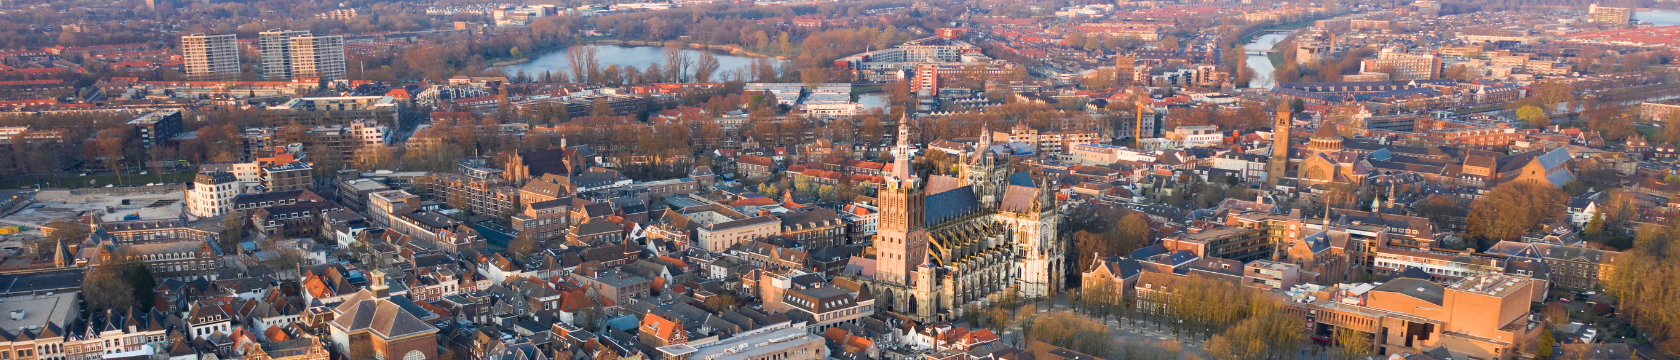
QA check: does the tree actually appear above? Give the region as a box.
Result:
[1415,194,1462,229]
[1537,328,1556,360]
[83,262,136,311]
[509,232,538,261]
[1585,210,1606,236]
[1203,309,1303,360]
[83,254,155,312]
[1022,311,1115,358]
[801,67,828,89]
[694,52,721,83]
[88,126,134,184]
[663,45,693,82]
[703,293,736,312]
[564,45,600,83]
[777,32,792,56]
[1468,181,1568,246]
[43,219,89,245]
[1159,35,1180,51]
[1604,219,1680,355]
[1330,328,1372,360]
[1517,105,1551,128]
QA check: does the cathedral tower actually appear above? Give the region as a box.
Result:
[1266,104,1291,187]
[879,116,927,286]
[960,123,1008,209]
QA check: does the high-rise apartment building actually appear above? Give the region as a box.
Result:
[1588,3,1631,23]
[290,35,346,80]
[260,30,310,80]
[259,30,346,80]
[182,34,240,78]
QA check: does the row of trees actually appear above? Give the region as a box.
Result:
[1072,274,1310,359]
[1604,219,1680,356]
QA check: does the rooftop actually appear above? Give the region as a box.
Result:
[688,322,821,360]
[0,292,78,333]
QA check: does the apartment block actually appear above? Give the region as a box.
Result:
[182,34,241,78]
[289,35,346,80]
[260,30,311,80]
[126,109,183,149]
[1588,3,1631,23]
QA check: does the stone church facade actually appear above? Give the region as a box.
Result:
[844,121,1063,323]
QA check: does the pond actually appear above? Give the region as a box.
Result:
[500,44,785,80]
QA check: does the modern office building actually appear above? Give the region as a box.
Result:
[182,34,241,78]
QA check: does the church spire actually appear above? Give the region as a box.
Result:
[892,114,915,181]
[53,238,71,268]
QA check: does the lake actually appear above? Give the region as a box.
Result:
[1634,10,1680,25]
[501,45,783,80]
[1245,32,1291,89]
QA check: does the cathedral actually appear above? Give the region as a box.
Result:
[1267,104,1366,187]
[844,121,1064,322]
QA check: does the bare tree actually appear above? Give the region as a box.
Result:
[694,52,722,83]
[564,45,600,83]
[663,45,693,82]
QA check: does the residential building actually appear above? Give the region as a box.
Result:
[259,30,311,80]
[1160,226,1270,263]
[289,35,347,80]
[126,110,182,149]
[182,34,240,78]
[1589,3,1631,23]
[188,171,240,218]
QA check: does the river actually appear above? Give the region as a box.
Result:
[1244,32,1291,89]
[501,44,784,79]
[1635,10,1680,25]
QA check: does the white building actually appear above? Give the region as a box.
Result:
[186,172,240,219]
[259,30,311,80]
[182,34,241,78]
[289,35,347,80]
[746,83,804,106]
[346,119,390,146]
[1170,125,1224,148]
[801,83,862,117]
[1066,143,1156,166]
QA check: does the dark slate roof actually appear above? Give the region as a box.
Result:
[1008,171,1036,187]
[1387,266,1432,281]
[925,186,981,226]
[1127,244,1168,260]
[520,148,573,178]
[1373,278,1444,306]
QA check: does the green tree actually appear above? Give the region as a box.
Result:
[1585,210,1605,236]
[1537,328,1555,360]
[1517,105,1551,128]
